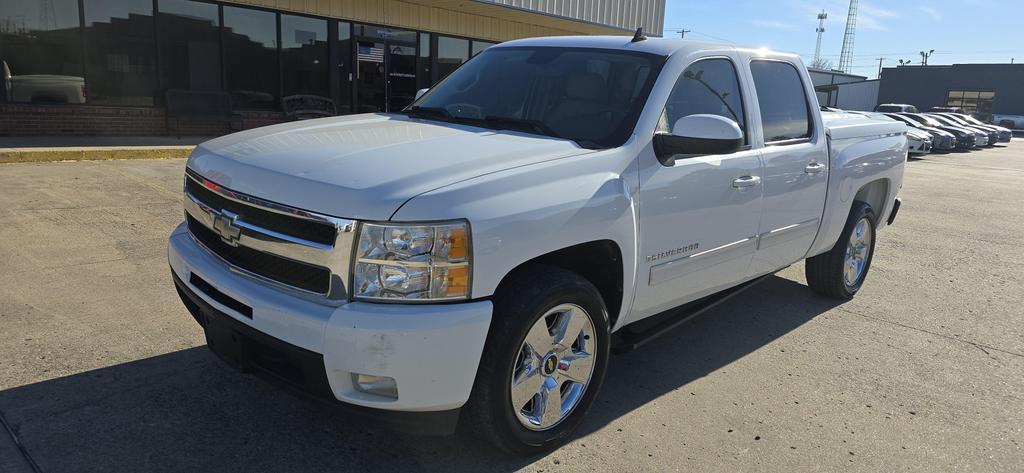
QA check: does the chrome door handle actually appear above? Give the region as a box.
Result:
[805,162,826,174]
[732,176,761,188]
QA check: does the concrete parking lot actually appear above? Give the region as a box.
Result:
[1,143,1022,472]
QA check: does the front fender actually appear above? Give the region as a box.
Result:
[391,147,639,320]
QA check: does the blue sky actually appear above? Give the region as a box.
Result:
[661,0,1024,78]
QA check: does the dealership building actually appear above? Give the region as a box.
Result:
[0,0,665,136]
[877,63,1024,119]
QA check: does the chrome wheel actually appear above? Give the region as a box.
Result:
[843,217,873,287]
[510,303,597,431]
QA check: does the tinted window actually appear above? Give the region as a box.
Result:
[658,58,746,143]
[281,14,328,99]
[223,6,278,109]
[158,0,221,96]
[471,41,496,57]
[750,61,812,142]
[436,36,468,80]
[336,21,352,114]
[0,0,83,104]
[416,33,432,90]
[929,114,958,126]
[83,0,158,106]
[412,47,663,149]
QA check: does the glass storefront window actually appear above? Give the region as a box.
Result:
[946,89,996,114]
[471,40,496,57]
[223,6,278,109]
[157,0,221,98]
[2,1,503,115]
[417,32,432,90]
[336,21,352,114]
[82,0,158,106]
[436,36,468,81]
[281,14,328,100]
[354,24,416,43]
[0,0,84,103]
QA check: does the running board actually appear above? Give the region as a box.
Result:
[612,274,772,354]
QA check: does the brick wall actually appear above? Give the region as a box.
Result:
[0,104,285,136]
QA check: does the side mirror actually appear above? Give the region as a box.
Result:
[415,88,429,100]
[653,114,744,165]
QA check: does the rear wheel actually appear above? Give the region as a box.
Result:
[465,265,610,454]
[806,201,877,299]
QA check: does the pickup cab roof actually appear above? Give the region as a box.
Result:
[494,35,800,61]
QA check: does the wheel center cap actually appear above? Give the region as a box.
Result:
[542,354,558,376]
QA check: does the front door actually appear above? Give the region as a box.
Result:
[632,56,765,319]
[353,25,417,113]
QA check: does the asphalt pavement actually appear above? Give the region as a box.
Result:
[1,142,1022,472]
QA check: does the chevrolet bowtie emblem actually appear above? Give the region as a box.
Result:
[211,209,242,246]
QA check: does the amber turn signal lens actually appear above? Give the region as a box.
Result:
[443,265,470,297]
[447,226,469,261]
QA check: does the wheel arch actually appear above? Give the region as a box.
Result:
[493,240,625,330]
[852,178,890,225]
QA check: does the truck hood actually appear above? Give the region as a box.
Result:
[187,113,593,220]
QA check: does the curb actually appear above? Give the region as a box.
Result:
[0,146,194,164]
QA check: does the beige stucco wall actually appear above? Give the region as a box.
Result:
[221,0,628,42]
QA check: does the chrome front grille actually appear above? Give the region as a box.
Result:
[183,169,357,300]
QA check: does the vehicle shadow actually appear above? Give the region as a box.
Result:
[0,275,841,472]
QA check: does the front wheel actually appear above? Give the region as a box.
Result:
[464,265,610,454]
[805,201,877,299]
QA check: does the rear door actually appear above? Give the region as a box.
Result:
[633,55,764,318]
[746,59,829,277]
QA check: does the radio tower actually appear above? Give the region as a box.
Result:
[813,10,827,64]
[39,0,57,30]
[838,0,858,72]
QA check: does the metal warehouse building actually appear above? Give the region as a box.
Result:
[0,0,665,136]
[877,63,1024,119]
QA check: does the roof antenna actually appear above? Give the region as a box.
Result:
[631,27,647,43]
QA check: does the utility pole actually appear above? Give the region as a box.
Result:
[813,10,827,64]
[920,49,934,66]
[679,29,691,39]
[876,57,885,79]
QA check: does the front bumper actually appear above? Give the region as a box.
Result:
[909,139,932,154]
[168,223,493,430]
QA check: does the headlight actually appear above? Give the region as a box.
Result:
[352,221,471,301]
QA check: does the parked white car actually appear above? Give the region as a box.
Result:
[169,35,907,453]
[875,103,919,113]
[992,114,1024,129]
[906,128,933,155]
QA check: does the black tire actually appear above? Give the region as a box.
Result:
[464,265,611,454]
[805,201,877,299]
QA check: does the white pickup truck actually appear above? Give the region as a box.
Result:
[169,35,907,453]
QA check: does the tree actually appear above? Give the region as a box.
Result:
[809,57,834,71]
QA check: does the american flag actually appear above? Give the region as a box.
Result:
[358,44,384,63]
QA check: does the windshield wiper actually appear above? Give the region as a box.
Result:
[480,116,561,138]
[404,106,453,120]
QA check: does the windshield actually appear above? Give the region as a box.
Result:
[942,114,969,125]
[929,115,960,127]
[885,113,913,126]
[961,115,985,125]
[907,113,942,127]
[406,47,665,149]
